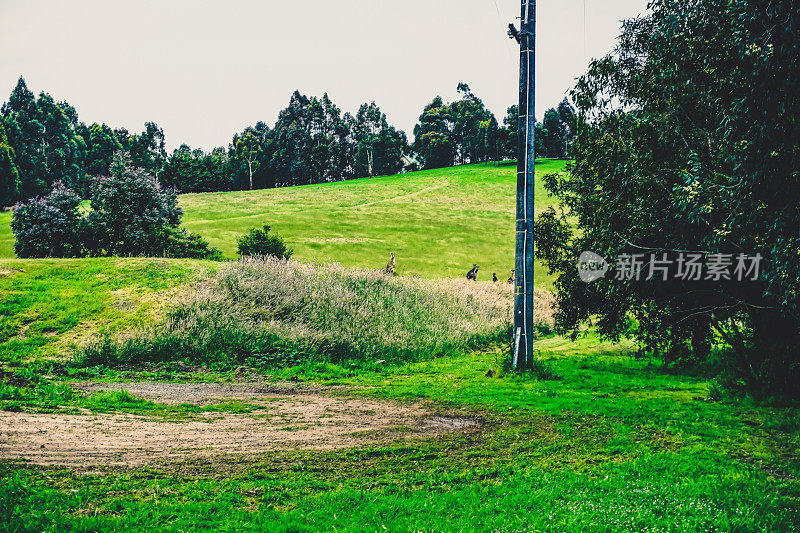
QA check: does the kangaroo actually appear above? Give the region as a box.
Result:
[507,269,515,284]
[466,264,479,281]
[385,253,396,275]
[492,272,498,282]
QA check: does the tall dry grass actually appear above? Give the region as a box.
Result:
[76,257,554,369]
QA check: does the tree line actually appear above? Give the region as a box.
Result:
[0,77,576,205]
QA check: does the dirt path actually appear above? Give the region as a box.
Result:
[0,381,477,469]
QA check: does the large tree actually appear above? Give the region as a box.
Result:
[129,122,166,179]
[1,77,86,199]
[413,96,454,169]
[0,119,20,208]
[234,129,262,190]
[351,102,405,178]
[413,84,498,169]
[536,0,800,397]
[267,91,353,186]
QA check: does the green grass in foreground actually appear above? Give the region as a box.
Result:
[0,210,11,258]
[2,338,798,531]
[0,258,212,364]
[1,255,797,531]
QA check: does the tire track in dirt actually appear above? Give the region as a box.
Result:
[0,381,478,469]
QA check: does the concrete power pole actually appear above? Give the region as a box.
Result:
[513,0,535,369]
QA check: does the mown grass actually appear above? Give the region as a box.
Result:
[178,160,561,286]
[0,161,561,286]
[0,258,211,364]
[0,210,11,258]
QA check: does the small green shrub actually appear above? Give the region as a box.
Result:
[152,225,223,260]
[236,225,292,259]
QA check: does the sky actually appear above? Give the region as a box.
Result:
[0,0,649,152]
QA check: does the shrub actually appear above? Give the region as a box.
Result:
[11,182,85,258]
[236,225,292,259]
[85,152,182,256]
[152,225,223,260]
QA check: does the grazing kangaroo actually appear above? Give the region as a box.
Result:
[385,253,396,275]
[466,264,479,281]
[492,272,498,282]
[507,269,515,284]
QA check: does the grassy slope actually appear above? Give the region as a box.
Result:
[180,160,561,287]
[0,161,561,287]
[0,258,212,364]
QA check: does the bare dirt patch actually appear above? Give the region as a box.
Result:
[0,381,478,470]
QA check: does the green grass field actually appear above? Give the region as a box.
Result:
[0,210,11,258]
[180,161,559,286]
[1,160,561,286]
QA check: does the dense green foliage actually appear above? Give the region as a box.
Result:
[413,83,499,169]
[0,76,579,202]
[84,153,182,256]
[497,98,576,162]
[160,145,232,193]
[10,182,85,258]
[536,0,800,398]
[10,154,220,259]
[0,120,20,207]
[236,225,293,259]
[351,102,406,178]
[0,78,84,200]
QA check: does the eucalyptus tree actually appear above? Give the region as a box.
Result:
[352,102,405,178]
[0,119,20,207]
[235,129,262,190]
[536,0,800,397]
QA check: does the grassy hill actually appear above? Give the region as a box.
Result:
[0,160,564,287]
[180,159,563,286]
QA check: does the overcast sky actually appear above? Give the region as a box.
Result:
[0,0,648,151]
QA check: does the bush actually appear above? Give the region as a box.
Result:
[86,152,182,256]
[11,182,85,258]
[10,152,221,260]
[152,225,223,260]
[237,225,292,259]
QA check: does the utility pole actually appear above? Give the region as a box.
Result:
[511,0,535,369]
